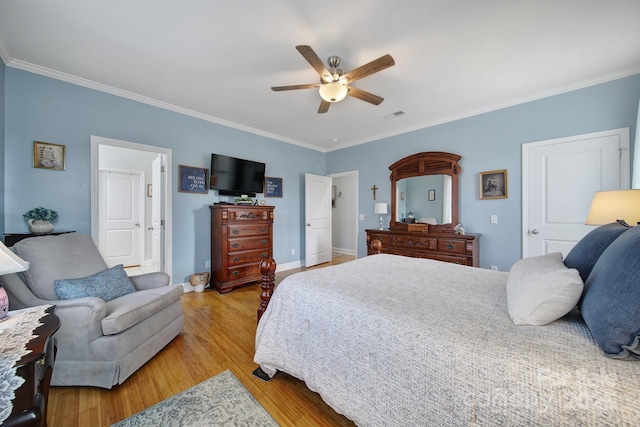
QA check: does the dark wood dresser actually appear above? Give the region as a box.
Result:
[366,229,480,267]
[210,205,274,293]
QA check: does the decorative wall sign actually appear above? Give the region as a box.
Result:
[33,141,65,171]
[265,177,283,197]
[179,165,209,194]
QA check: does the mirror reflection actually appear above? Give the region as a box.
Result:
[396,175,452,225]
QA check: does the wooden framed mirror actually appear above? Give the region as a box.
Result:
[389,152,461,232]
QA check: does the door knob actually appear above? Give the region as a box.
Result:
[147,227,154,230]
[531,229,540,234]
[306,223,311,226]
[135,223,141,227]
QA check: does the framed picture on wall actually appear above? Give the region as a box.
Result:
[178,165,209,194]
[479,169,508,199]
[265,177,283,197]
[33,141,65,171]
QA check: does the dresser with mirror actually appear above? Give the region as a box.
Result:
[366,151,479,266]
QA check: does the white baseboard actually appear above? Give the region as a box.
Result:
[276,260,302,272]
[332,247,356,256]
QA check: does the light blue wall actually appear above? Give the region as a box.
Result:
[0,58,5,237]
[327,74,640,271]
[3,68,324,283]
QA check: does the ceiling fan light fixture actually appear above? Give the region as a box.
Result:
[319,82,348,103]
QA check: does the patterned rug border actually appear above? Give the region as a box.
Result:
[111,369,279,426]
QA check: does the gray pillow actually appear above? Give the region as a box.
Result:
[507,252,583,326]
[580,225,640,359]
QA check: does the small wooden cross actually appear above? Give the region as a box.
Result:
[371,185,378,200]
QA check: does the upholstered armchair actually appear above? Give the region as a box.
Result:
[0,233,184,389]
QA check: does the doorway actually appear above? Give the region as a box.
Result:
[329,171,358,257]
[90,136,173,278]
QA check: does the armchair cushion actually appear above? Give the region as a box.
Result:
[54,264,136,302]
[102,285,184,335]
[14,234,108,300]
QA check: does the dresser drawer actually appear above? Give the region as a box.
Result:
[225,263,260,280]
[223,208,272,221]
[228,249,270,266]
[437,239,466,254]
[420,253,468,265]
[392,236,436,250]
[227,223,270,237]
[227,237,271,252]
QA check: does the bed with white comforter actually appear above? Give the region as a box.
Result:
[254,254,640,426]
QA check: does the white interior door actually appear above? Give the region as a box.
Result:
[151,156,164,271]
[523,128,629,258]
[99,170,144,267]
[305,173,332,267]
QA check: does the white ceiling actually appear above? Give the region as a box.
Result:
[1,1,639,152]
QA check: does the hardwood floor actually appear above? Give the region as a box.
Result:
[48,255,356,427]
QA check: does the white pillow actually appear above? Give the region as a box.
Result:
[506,252,583,326]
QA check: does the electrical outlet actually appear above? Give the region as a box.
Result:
[490,215,498,224]
[490,265,498,271]
[205,260,211,269]
[291,248,295,255]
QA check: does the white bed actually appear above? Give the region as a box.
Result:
[254,253,640,426]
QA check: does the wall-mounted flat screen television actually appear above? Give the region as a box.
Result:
[210,154,266,196]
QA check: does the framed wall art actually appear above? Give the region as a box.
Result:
[33,141,65,171]
[178,165,209,194]
[479,169,508,199]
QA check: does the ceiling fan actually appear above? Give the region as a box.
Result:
[271,45,395,114]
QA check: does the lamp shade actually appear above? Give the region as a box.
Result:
[585,189,640,226]
[0,241,29,275]
[374,203,388,215]
[319,82,348,103]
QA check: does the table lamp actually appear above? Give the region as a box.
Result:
[585,189,640,226]
[0,241,30,320]
[374,202,388,230]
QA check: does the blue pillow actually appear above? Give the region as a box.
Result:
[564,222,629,282]
[580,225,640,359]
[54,264,136,302]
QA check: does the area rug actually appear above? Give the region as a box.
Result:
[111,370,279,427]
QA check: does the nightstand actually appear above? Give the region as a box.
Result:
[3,306,60,427]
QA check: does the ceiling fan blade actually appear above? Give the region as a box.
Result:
[340,54,395,84]
[318,100,331,114]
[296,45,333,83]
[271,83,320,91]
[346,86,384,105]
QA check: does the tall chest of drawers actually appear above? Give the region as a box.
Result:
[210,205,274,293]
[366,229,480,267]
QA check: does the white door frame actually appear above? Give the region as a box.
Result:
[522,128,629,258]
[90,136,173,279]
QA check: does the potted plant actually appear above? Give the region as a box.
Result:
[23,207,58,234]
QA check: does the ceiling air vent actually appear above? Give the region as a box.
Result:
[383,110,406,120]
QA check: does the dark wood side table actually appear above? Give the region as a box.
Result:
[4,306,60,427]
[3,232,75,247]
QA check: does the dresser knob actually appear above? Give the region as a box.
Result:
[232,229,240,235]
[261,252,267,258]
[232,270,240,276]
[261,240,267,245]
[232,256,240,262]
[447,243,455,250]
[232,243,240,248]
[260,227,268,233]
